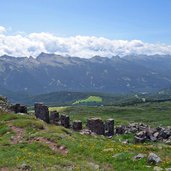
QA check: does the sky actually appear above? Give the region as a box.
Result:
[0,0,171,57]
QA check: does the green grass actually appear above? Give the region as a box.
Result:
[50,101,171,126]
[73,96,102,105]
[0,102,171,170]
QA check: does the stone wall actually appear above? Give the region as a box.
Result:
[33,103,115,137]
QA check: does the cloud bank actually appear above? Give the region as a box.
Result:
[0,26,171,58]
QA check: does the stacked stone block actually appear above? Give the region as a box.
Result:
[105,119,114,136]
[34,103,49,123]
[60,114,70,128]
[72,120,82,131]
[87,118,105,135]
[50,110,59,124]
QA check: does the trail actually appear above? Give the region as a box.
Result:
[29,137,68,155]
[9,125,25,144]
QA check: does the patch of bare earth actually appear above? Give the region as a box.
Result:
[29,137,68,155]
[7,123,68,155]
[0,168,9,171]
[8,124,25,144]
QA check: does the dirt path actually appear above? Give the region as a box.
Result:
[9,125,25,144]
[8,123,68,155]
[29,137,68,155]
[0,168,9,171]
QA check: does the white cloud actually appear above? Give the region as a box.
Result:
[0,26,6,34]
[0,25,171,58]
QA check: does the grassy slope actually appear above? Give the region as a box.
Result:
[50,101,171,126]
[0,102,171,170]
[73,96,102,105]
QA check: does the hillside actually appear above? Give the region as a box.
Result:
[1,53,171,97]
[0,101,171,170]
[9,88,171,107]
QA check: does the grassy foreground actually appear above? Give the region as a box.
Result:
[0,101,171,170]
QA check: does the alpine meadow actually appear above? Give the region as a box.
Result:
[0,1,171,171]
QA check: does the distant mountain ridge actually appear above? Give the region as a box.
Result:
[1,53,171,97]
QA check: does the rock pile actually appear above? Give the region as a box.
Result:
[135,126,171,143]
[115,123,171,143]
[116,123,148,134]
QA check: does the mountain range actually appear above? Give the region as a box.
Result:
[0,53,171,101]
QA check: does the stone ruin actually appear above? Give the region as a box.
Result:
[10,104,27,114]
[72,120,82,131]
[34,103,49,123]
[115,123,171,144]
[50,110,59,124]
[32,102,171,143]
[33,103,114,137]
[60,114,70,128]
[87,118,105,135]
[105,119,114,136]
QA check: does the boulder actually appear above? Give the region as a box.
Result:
[147,153,162,165]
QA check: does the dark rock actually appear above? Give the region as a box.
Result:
[116,125,126,134]
[105,119,114,136]
[60,114,70,128]
[11,104,20,113]
[87,118,105,135]
[135,136,146,143]
[50,110,59,124]
[20,105,27,113]
[133,153,145,160]
[72,120,82,131]
[34,103,49,123]
[10,104,27,114]
[159,130,171,139]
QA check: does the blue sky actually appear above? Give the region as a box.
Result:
[0,0,171,44]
